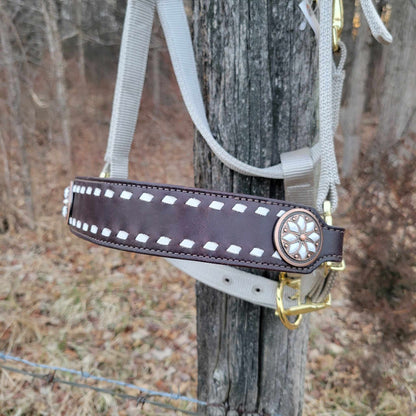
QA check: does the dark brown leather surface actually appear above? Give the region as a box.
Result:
[67,177,344,274]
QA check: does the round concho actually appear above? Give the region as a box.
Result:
[273,208,323,267]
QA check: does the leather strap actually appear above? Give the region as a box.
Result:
[67,177,344,274]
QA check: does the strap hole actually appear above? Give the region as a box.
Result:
[223,277,232,285]
[253,286,262,294]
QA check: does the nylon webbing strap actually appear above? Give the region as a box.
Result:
[360,0,393,44]
[104,0,155,179]
[281,148,315,206]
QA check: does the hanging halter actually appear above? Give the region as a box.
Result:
[63,0,391,329]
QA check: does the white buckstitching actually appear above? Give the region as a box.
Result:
[226,244,241,255]
[185,198,201,207]
[136,233,149,243]
[255,207,269,216]
[80,186,86,194]
[139,192,154,202]
[90,225,98,234]
[104,189,115,198]
[232,203,247,213]
[76,220,82,229]
[157,236,171,246]
[117,230,129,240]
[272,251,281,259]
[250,248,264,257]
[93,188,101,197]
[180,239,195,248]
[204,241,218,251]
[120,190,132,200]
[86,187,93,195]
[82,223,88,231]
[209,201,224,210]
[101,228,111,237]
[162,195,177,205]
[277,209,285,217]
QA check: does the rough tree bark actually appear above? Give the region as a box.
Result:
[0,11,36,229]
[41,0,72,168]
[75,0,86,86]
[340,11,371,178]
[193,2,317,415]
[376,0,416,147]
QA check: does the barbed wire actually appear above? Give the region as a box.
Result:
[0,362,199,415]
[0,351,214,414]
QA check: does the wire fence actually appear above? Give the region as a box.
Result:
[0,351,218,415]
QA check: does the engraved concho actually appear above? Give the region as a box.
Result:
[273,208,323,267]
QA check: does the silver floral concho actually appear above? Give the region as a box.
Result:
[274,209,323,267]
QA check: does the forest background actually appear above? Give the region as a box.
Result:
[0,0,415,415]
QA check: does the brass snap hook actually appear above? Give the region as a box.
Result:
[275,273,331,330]
[332,0,344,51]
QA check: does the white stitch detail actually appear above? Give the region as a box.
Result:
[136,233,149,243]
[232,203,247,213]
[117,230,129,240]
[86,187,93,195]
[209,201,224,210]
[250,248,264,257]
[139,192,154,202]
[101,228,111,237]
[69,217,74,225]
[80,186,86,194]
[185,198,201,207]
[204,241,218,251]
[90,225,98,234]
[162,195,177,205]
[82,223,88,231]
[226,245,242,255]
[76,220,82,229]
[73,185,78,193]
[104,189,115,198]
[157,236,171,246]
[255,207,270,216]
[180,239,195,249]
[277,210,286,217]
[120,190,132,200]
[272,251,281,259]
[62,206,68,218]
[93,188,101,197]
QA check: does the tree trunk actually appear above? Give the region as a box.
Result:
[0,12,36,229]
[340,11,371,178]
[42,0,72,168]
[376,0,416,147]
[193,2,317,415]
[75,0,86,86]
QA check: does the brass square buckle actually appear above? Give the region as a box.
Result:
[275,272,332,330]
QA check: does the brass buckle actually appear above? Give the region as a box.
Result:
[100,162,110,178]
[275,273,331,330]
[332,0,344,51]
